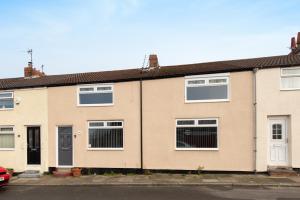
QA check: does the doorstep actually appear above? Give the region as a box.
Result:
[9,173,300,187]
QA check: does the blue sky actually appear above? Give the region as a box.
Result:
[0,0,299,78]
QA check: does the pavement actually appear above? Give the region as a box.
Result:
[1,185,300,200]
[9,173,300,187]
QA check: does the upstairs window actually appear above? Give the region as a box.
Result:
[88,121,123,149]
[281,67,300,90]
[0,126,15,149]
[176,119,218,150]
[0,92,14,110]
[185,74,229,102]
[78,84,113,106]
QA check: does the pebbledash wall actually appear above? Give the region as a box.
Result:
[0,88,48,172]
[256,68,300,172]
[47,81,142,169]
[142,71,254,171]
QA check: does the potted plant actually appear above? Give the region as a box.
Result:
[71,168,81,177]
[7,168,14,176]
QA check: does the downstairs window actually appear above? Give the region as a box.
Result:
[176,119,218,150]
[0,126,15,149]
[88,121,123,149]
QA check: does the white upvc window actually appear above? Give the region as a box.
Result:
[281,67,300,90]
[77,84,113,106]
[88,120,123,150]
[176,118,218,150]
[0,91,14,110]
[185,73,229,103]
[0,126,15,150]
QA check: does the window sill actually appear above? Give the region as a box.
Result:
[185,99,229,103]
[280,88,300,91]
[0,108,14,111]
[77,103,114,107]
[87,148,124,151]
[0,148,15,151]
[175,148,219,151]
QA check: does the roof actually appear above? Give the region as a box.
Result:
[1,54,300,90]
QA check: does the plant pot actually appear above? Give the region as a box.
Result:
[72,168,81,177]
[7,168,14,176]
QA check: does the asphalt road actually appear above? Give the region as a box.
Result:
[0,185,300,200]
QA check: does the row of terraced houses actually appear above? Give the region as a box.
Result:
[0,33,300,174]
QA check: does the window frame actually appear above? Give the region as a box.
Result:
[87,120,124,151]
[0,126,15,151]
[0,91,14,110]
[175,118,219,151]
[77,84,114,107]
[185,73,230,103]
[280,66,300,91]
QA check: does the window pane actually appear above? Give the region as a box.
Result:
[0,127,13,132]
[176,127,217,148]
[187,80,205,85]
[79,93,113,104]
[282,68,300,75]
[97,87,112,91]
[209,79,227,84]
[272,124,282,140]
[281,77,300,89]
[89,122,104,127]
[89,128,123,148]
[0,93,13,98]
[107,122,122,127]
[186,85,228,101]
[198,120,217,125]
[79,87,94,92]
[0,99,14,109]
[58,127,72,134]
[0,134,14,148]
[177,120,195,125]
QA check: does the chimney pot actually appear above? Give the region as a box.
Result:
[149,54,159,68]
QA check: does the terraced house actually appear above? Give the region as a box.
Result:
[0,33,300,174]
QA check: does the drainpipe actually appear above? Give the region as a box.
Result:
[139,79,143,171]
[253,68,259,173]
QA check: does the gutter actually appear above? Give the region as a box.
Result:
[252,67,259,172]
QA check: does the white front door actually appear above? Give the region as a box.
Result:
[268,118,288,166]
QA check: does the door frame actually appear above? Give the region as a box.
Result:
[26,125,41,166]
[56,126,74,168]
[267,116,289,167]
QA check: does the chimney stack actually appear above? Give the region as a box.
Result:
[24,62,45,78]
[297,32,300,46]
[148,54,159,69]
[291,37,296,50]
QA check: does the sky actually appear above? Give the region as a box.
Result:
[0,0,299,78]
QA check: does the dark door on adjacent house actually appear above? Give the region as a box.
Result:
[58,127,73,166]
[27,127,41,165]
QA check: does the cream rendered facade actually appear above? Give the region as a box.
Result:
[2,65,300,173]
[46,71,255,171]
[256,67,300,171]
[142,71,255,171]
[0,88,48,172]
[47,82,142,169]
